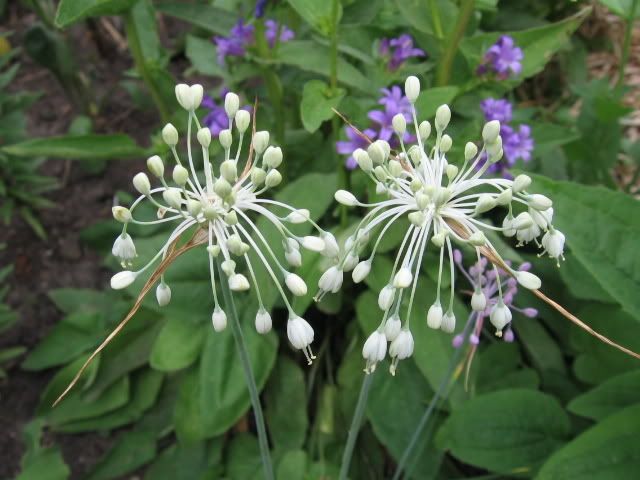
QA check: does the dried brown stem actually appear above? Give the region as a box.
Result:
[52,228,208,407]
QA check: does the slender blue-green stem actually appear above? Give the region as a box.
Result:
[216,260,274,480]
[391,314,476,479]
[338,370,375,480]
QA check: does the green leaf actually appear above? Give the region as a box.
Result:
[150,317,206,372]
[568,370,640,421]
[460,8,590,83]
[144,440,222,480]
[86,430,157,480]
[3,134,145,160]
[395,0,458,36]
[18,419,70,480]
[155,1,236,36]
[598,0,640,18]
[55,0,137,28]
[276,450,308,480]
[300,80,345,133]
[530,175,640,320]
[436,389,570,474]
[476,343,540,393]
[185,35,225,77]
[226,433,262,480]
[537,404,640,479]
[287,0,341,36]
[414,86,459,119]
[265,356,309,449]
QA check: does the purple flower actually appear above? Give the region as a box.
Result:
[255,0,269,18]
[503,124,534,164]
[202,94,230,136]
[452,250,537,347]
[368,86,413,141]
[337,127,377,170]
[214,20,255,65]
[480,98,512,123]
[478,35,523,79]
[379,34,426,71]
[265,20,295,48]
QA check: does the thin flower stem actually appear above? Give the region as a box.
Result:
[435,0,476,87]
[338,370,375,480]
[216,260,275,480]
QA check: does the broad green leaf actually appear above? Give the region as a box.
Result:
[598,0,640,18]
[155,1,236,35]
[185,35,225,77]
[300,80,345,133]
[476,342,540,393]
[226,433,262,480]
[276,450,308,480]
[150,316,206,372]
[414,86,459,119]
[568,370,640,421]
[86,430,157,480]
[18,419,70,480]
[515,317,567,375]
[460,8,590,82]
[531,123,581,157]
[3,134,145,160]
[530,175,640,320]
[55,0,137,28]
[436,389,570,474]
[395,0,458,36]
[265,356,309,449]
[129,0,162,61]
[537,404,640,479]
[144,440,222,480]
[287,0,341,36]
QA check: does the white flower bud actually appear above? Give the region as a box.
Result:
[162,188,182,209]
[465,142,478,160]
[285,248,302,267]
[419,121,431,140]
[147,155,164,178]
[502,214,516,237]
[251,167,266,186]
[211,307,227,332]
[285,273,308,296]
[352,259,371,283]
[475,194,496,214]
[512,174,531,193]
[197,127,211,148]
[175,84,193,110]
[318,266,343,294]
[214,178,232,198]
[427,302,443,329]
[235,109,250,133]
[255,309,272,334]
[207,244,221,257]
[172,165,189,186]
[156,282,171,306]
[378,285,396,311]
[187,199,202,217]
[482,120,501,144]
[112,206,132,223]
[490,302,512,333]
[530,207,553,230]
[471,290,486,312]
[335,190,358,207]
[225,210,238,225]
[253,131,270,154]
[384,314,402,341]
[301,236,325,252]
[440,134,452,153]
[343,252,359,272]
[513,211,534,230]
[265,169,282,188]
[393,267,413,288]
[408,211,426,226]
[392,113,406,135]
[354,148,373,171]
[321,232,340,258]
[287,316,314,354]
[496,188,512,205]
[220,160,238,182]
[441,310,456,333]
[389,329,414,375]
[515,271,541,290]
[445,164,459,181]
[263,146,283,168]
[542,229,565,262]
[435,105,451,131]
[468,231,486,246]
[133,172,151,195]
[404,76,420,103]
[190,84,203,110]
[229,273,250,291]
[367,142,385,165]
[221,259,236,276]
[162,123,178,146]
[431,232,446,248]
[388,159,403,177]
[362,330,387,373]
[219,129,233,149]
[528,194,553,211]
[110,270,137,290]
[224,92,240,118]
[285,209,310,224]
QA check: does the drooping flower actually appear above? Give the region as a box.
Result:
[214,20,255,64]
[110,83,333,364]
[478,35,523,79]
[379,34,426,71]
[319,76,564,375]
[265,19,295,48]
[337,127,378,170]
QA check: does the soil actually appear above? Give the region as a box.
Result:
[0,5,158,479]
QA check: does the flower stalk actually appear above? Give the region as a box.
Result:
[436,0,475,86]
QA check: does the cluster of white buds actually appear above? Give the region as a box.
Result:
[319,76,565,375]
[110,84,333,364]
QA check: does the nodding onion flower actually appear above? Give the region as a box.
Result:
[319,76,565,375]
[110,83,332,364]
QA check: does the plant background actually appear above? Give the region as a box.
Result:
[1,0,640,479]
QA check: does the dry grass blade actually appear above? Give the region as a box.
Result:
[331,108,374,145]
[52,228,208,407]
[446,219,640,361]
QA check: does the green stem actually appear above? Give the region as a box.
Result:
[216,260,275,480]
[124,11,170,123]
[338,371,375,480]
[617,0,639,90]
[255,20,285,143]
[428,0,444,40]
[435,0,475,87]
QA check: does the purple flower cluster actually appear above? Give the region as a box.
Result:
[213,19,294,65]
[477,35,523,79]
[480,98,534,174]
[202,90,251,136]
[337,86,415,169]
[452,249,537,349]
[379,34,426,71]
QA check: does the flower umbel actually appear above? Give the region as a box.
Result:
[320,76,565,375]
[110,83,330,363]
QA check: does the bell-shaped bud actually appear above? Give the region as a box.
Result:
[441,310,456,333]
[211,307,228,332]
[175,84,193,110]
[468,231,486,246]
[445,164,458,181]
[156,282,172,306]
[542,229,565,262]
[335,190,358,207]
[528,194,553,211]
[502,214,516,237]
[229,273,250,291]
[214,178,232,198]
[318,266,343,294]
[110,270,138,290]
[440,134,452,153]
[475,194,497,214]
[285,248,302,267]
[490,302,512,334]
[378,285,396,311]
[285,209,310,224]
[393,267,413,289]
[419,120,431,141]
[285,272,308,296]
[147,155,164,178]
[225,210,238,225]
[235,109,250,133]
[471,290,486,312]
[263,146,283,168]
[255,309,272,334]
[496,188,512,206]
[219,129,233,149]
[220,160,238,182]
[251,167,266,186]
[253,131,270,154]
[172,165,189,186]
[190,84,203,109]
[197,127,212,147]
[515,271,541,290]
[388,159,403,177]
[435,104,451,131]
[224,92,239,118]
[431,232,446,247]
[187,199,202,217]
[354,148,373,171]
[464,142,478,160]
[352,259,372,283]
[408,211,426,226]
[482,120,501,144]
[384,314,402,341]
[362,330,387,373]
[367,142,385,165]
[265,169,282,188]
[392,113,406,136]
[405,76,420,103]
[512,174,531,193]
[112,206,132,223]
[513,211,534,230]
[162,123,178,147]
[427,302,443,329]
[162,188,182,210]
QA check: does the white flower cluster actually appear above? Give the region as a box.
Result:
[319,76,566,375]
[110,84,336,364]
